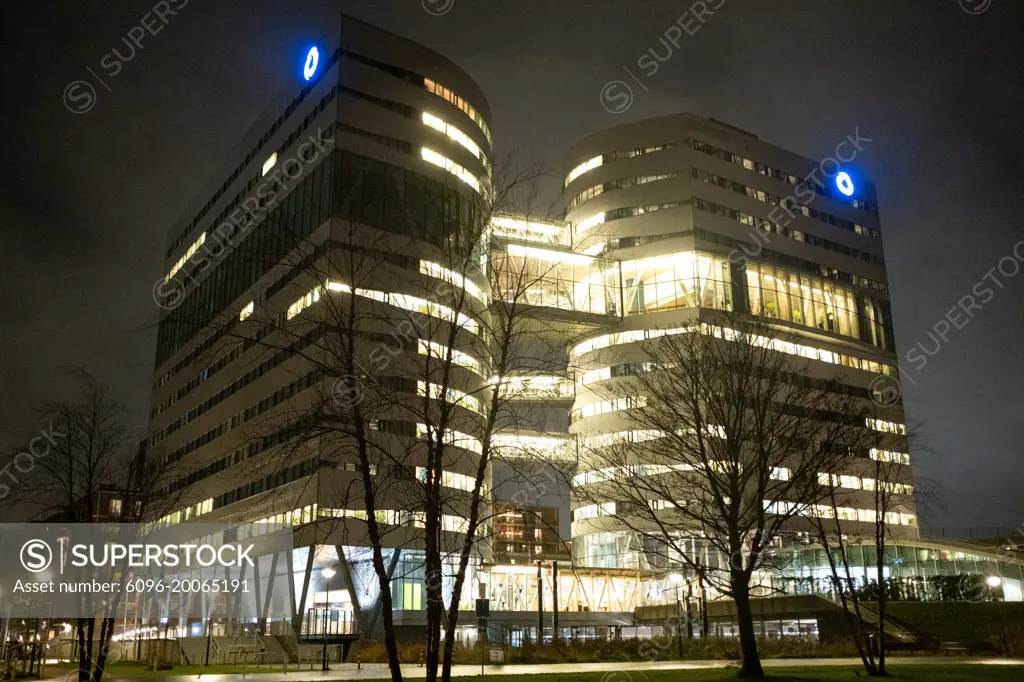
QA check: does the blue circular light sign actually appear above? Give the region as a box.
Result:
[303,46,319,81]
[835,171,855,197]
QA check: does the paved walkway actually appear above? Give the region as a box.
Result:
[62,656,1024,681]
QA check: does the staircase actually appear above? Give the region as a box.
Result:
[176,637,210,666]
[835,600,930,647]
[262,635,292,663]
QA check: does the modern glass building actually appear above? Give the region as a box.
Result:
[549,115,916,569]
[146,14,1020,650]
[148,14,495,641]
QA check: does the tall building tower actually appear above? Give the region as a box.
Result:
[560,114,917,571]
[148,15,493,639]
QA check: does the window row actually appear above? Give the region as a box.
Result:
[563,141,688,188]
[746,263,860,338]
[622,251,732,315]
[568,171,683,211]
[424,78,491,145]
[693,227,889,295]
[157,142,484,365]
[690,139,879,216]
[572,323,898,378]
[817,472,913,495]
[417,380,483,415]
[693,197,883,265]
[690,168,878,246]
[421,112,487,168]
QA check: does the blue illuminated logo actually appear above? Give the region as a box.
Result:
[303,46,319,81]
[835,171,855,197]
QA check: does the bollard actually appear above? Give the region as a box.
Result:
[357,651,361,671]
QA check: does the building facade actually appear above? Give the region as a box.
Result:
[145,15,1018,647]
[492,504,570,564]
[149,14,495,640]
[557,115,917,571]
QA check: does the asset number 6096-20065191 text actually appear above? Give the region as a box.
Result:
[125,578,249,593]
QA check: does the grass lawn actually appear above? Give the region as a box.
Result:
[51,662,1024,681]
[411,665,1024,682]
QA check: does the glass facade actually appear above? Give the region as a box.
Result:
[746,263,859,338]
[156,145,482,366]
[622,252,732,315]
[495,245,619,315]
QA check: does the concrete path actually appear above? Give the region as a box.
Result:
[52,656,1024,681]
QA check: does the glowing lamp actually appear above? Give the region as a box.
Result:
[835,171,855,197]
[303,46,320,81]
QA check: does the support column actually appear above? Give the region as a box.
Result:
[536,561,543,643]
[290,548,315,637]
[551,562,559,644]
[335,545,370,637]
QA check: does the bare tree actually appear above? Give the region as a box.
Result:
[572,312,877,678]
[8,369,181,682]
[149,152,558,682]
[807,414,918,676]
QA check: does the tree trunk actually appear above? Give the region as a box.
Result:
[441,409,497,682]
[875,520,887,676]
[423,518,444,682]
[370,547,403,682]
[353,410,402,682]
[731,578,764,679]
[77,618,94,682]
[424,563,443,682]
[92,617,115,682]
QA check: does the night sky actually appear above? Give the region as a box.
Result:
[1,1,1021,530]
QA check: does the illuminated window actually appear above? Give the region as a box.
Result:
[569,172,680,211]
[579,429,664,449]
[571,324,898,378]
[572,396,647,420]
[420,260,488,304]
[423,78,491,144]
[358,288,477,333]
[421,147,482,193]
[573,502,615,521]
[403,582,423,610]
[421,112,487,167]
[417,381,483,415]
[746,264,859,339]
[492,434,573,460]
[443,516,470,533]
[869,448,911,464]
[492,216,566,245]
[496,244,618,315]
[495,374,572,399]
[285,281,477,335]
[239,300,254,321]
[417,423,482,454]
[262,153,277,176]
[416,466,477,492]
[575,212,606,235]
[621,251,732,315]
[418,340,484,376]
[565,156,603,186]
[866,419,907,436]
[165,232,206,282]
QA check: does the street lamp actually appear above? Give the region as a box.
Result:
[320,567,336,671]
[986,575,1009,653]
[668,573,684,659]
